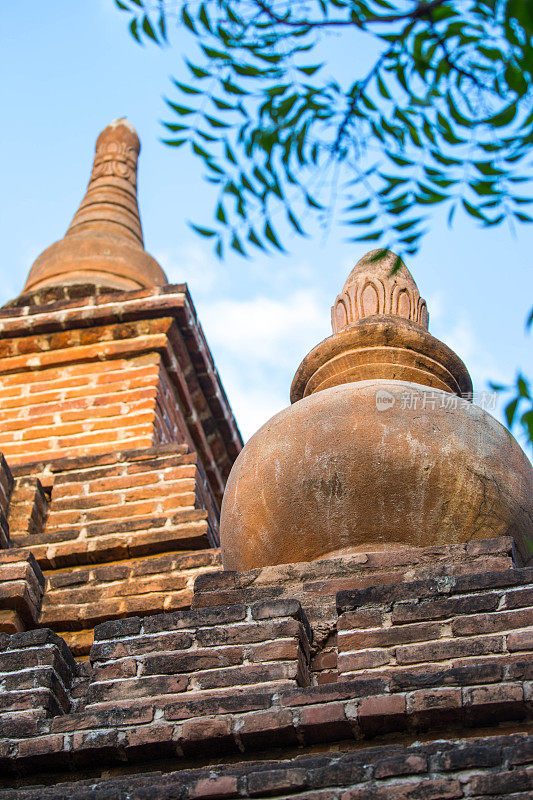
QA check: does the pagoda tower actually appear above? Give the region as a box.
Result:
[0,119,242,654]
[0,123,531,798]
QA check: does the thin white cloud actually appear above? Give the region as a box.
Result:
[200,289,330,369]
[196,288,331,440]
[155,244,219,294]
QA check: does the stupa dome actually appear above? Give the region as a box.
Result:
[220,250,533,570]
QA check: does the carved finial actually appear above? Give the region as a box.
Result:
[22,119,168,295]
[65,118,143,245]
[291,248,470,402]
[331,249,429,333]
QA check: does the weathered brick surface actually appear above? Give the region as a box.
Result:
[193,537,517,683]
[0,287,242,501]
[0,453,13,550]
[87,598,312,708]
[0,732,530,797]
[0,288,529,797]
[336,566,533,685]
[0,287,243,658]
[0,557,531,783]
[7,477,49,539]
[0,628,79,724]
[0,445,225,654]
[0,550,44,632]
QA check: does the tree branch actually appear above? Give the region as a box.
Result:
[251,0,449,30]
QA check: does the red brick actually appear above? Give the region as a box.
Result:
[190,776,239,799]
[338,649,392,673]
[406,688,462,713]
[452,609,532,636]
[180,716,236,755]
[249,638,301,663]
[312,650,337,671]
[247,768,307,797]
[374,753,427,779]
[357,694,406,735]
[297,702,353,743]
[15,734,65,760]
[507,630,533,652]
[123,723,176,757]
[235,709,297,749]
[337,610,384,630]
[395,635,504,664]
[338,621,442,651]
[468,769,533,795]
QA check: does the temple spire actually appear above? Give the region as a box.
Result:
[65,118,144,246]
[23,119,167,295]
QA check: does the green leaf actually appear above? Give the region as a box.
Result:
[485,102,517,128]
[505,397,519,426]
[181,6,196,32]
[353,232,381,241]
[187,61,210,79]
[287,210,304,234]
[376,74,391,99]
[190,224,217,237]
[389,155,413,167]
[346,199,371,211]
[462,199,488,222]
[192,142,211,159]
[129,18,141,43]
[161,138,187,147]
[247,227,264,250]
[231,233,245,255]
[305,193,323,210]
[163,123,188,132]
[222,79,248,95]
[141,15,157,42]
[203,45,228,60]
[298,64,323,75]
[173,81,201,95]
[158,12,167,41]
[167,101,195,116]
[212,97,237,111]
[264,221,284,250]
[199,4,211,31]
[204,115,231,129]
[518,377,531,399]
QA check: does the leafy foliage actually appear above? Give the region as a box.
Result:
[491,309,533,446]
[115,0,533,259]
[114,0,533,447]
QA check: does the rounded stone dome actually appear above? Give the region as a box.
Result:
[220,380,533,570]
[220,249,533,571]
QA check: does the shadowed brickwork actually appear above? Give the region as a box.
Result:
[0,549,531,795]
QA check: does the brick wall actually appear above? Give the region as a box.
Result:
[0,550,44,634]
[0,329,168,465]
[0,454,13,550]
[0,286,242,507]
[0,547,530,791]
[2,732,531,799]
[193,537,518,683]
[0,445,223,655]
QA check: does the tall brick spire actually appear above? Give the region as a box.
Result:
[22,118,168,294]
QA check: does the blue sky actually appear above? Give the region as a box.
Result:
[1,1,531,448]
